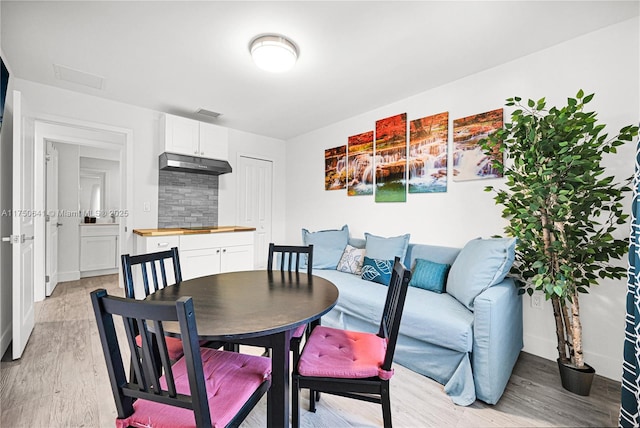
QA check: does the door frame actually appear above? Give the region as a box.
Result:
[33,116,133,301]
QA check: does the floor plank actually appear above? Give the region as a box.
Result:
[0,274,623,427]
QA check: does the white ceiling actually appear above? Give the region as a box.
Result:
[1,1,638,140]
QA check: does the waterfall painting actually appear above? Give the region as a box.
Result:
[325,145,347,190]
[452,108,503,181]
[408,112,449,193]
[347,131,374,196]
[375,113,407,202]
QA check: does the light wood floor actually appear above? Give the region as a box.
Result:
[1,274,622,427]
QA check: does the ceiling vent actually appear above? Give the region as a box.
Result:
[196,108,222,118]
[53,64,105,90]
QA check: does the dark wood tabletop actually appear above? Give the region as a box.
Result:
[145,270,339,340]
[144,269,339,428]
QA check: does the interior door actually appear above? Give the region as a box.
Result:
[45,141,59,296]
[11,90,35,359]
[237,156,272,269]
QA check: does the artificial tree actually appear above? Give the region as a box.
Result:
[480,90,639,370]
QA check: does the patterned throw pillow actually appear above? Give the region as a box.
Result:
[336,245,366,275]
[409,258,451,293]
[361,256,394,286]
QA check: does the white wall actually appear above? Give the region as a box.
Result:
[285,18,640,381]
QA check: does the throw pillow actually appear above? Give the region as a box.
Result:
[301,225,349,269]
[336,244,366,275]
[409,258,450,293]
[364,232,410,261]
[446,237,517,310]
[361,256,394,286]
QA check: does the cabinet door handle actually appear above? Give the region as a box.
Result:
[222,248,226,253]
[216,249,220,254]
[157,242,170,247]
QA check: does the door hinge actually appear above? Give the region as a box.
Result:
[45,214,50,222]
[45,275,50,283]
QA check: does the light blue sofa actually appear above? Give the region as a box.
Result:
[312,238,523,406]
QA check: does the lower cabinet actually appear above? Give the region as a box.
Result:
[180,232,255,280]
[135,231,255,282]
[80,225,119,275]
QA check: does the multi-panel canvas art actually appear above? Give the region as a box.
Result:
[347,131,374,196]
[408,112,448,193]
[375,113,407,202]
[452,108,503,181]
[324,145,347,190]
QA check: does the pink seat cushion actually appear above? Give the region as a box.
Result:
[116,348,272,428]
[297,325,394,380]
[292,323,307,339]
[135,334,185,361]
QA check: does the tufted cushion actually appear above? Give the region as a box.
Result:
[292,323,307,339]
[115,348,272,428]
[297,325,394,380]
[336,244,366,275]
[135,334,185,361]
[302,225,350,269]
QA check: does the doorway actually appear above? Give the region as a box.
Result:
[34,119,133,302]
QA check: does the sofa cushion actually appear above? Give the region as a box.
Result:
[301,225,349,269]
[336,244,366,275]
[446,237,517,310]
[361,257,393,285]
[364,232,410,261]
[313,269,474,353]
[409,258,450,293]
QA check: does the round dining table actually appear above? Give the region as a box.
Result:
[145,269,339,427]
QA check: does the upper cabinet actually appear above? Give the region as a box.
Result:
[161,113,229,160]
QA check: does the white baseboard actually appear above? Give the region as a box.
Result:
[57,271,80,282]
[80,268,118,278]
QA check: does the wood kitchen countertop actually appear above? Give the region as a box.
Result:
[133,226,256,237]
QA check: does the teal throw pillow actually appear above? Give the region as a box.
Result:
[364,232,410,261]
[409,258,450,293]
[361,256,394,286]
[302,225,349,269]
[446,237,517,310]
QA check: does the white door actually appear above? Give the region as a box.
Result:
[11,90,35,359]
[45,141,59,296]
[237,156,272,269]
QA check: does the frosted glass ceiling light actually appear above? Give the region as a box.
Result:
[250,34,298,73]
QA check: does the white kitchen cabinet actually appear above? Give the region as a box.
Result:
[134,231,255,282]
[161,113,228,160]
[80,224,119,275]
[179,231,254,280]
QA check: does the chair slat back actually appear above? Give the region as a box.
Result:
[90,289,211,427]
[267,243,314,275]
[378,257,411,371]
[121,247,182,299]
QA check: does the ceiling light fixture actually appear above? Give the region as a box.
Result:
[249,34,298,73]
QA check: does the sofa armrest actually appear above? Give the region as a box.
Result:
[471,278,523,404]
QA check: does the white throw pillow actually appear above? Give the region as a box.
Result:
[336,244,366,275]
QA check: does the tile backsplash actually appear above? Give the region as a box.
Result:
[158,170,218,228]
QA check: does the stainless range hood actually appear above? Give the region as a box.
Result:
[159,152,232,176]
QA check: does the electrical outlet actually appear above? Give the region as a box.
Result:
[531,293,543,310]
[143,202,150,212]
